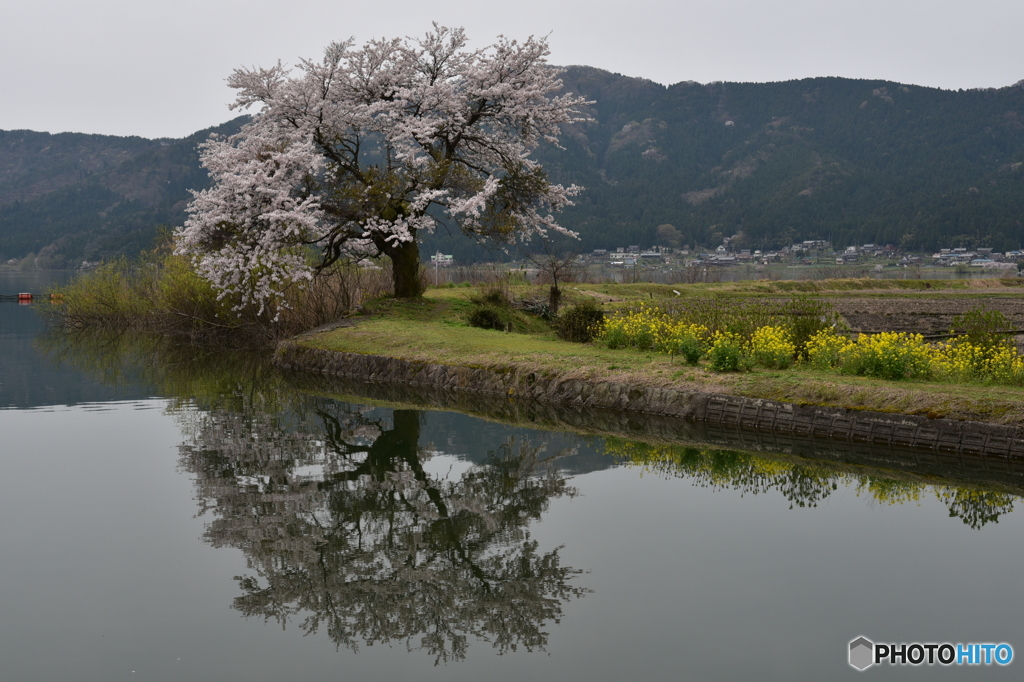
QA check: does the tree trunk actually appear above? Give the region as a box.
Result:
[389,239,424,298]
[548,284,562,314]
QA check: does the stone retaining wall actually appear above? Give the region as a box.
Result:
[275,341,1024,460]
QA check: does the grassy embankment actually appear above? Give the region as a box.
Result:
[300,278,1024,426]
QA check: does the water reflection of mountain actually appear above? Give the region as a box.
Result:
[177,400,590,662]
[0,273,157,409]
[417,410,610,476]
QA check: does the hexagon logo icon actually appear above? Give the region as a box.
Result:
[849,636,874,671]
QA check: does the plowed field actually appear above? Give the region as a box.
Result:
[828,296,1024,338]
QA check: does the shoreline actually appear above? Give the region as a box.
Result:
[275,340,1024,460]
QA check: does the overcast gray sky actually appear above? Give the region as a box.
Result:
[3,0,1022,138]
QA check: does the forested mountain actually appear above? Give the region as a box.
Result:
[0,118,246,268]
[2,68,1024,267]
[534,67,1024,254]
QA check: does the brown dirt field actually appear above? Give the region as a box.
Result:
[827,296,1024,337]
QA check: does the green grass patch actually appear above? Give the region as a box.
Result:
[305,287,1024,426]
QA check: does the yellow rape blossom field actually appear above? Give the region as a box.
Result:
[304,284,1024,426]
[597,304,1024,385]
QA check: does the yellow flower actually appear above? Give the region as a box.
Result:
[750,326,796,369]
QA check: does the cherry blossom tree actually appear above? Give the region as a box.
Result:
[177,25,588,306]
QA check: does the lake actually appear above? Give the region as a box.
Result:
[2,271,1022,680]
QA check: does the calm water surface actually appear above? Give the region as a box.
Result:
[2,272,1023,681]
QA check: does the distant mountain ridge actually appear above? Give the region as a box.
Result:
[535,67,1024,254]
[2,67,1024,267]
[0,117,247,267]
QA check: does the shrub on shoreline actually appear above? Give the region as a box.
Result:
[47,251,389,347]
[556,299,605,343]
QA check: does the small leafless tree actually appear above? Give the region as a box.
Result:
[522,239,585,314]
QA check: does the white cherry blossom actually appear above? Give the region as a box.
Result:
[177,25,588,304]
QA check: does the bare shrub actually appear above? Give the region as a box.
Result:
[698,267,723,284]
[277,263,392,336]
[665,267,702,285]
[620,265,645,284]
[432,264,515,287]
[804,266,847,281]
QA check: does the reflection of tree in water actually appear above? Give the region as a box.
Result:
[606,438,1018,529]
[179,402,587,663]
[936,489,1016,529]
[608,439,840,509]
[48,330,1018,534]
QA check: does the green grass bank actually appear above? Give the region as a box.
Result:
[292,280,1024,427]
